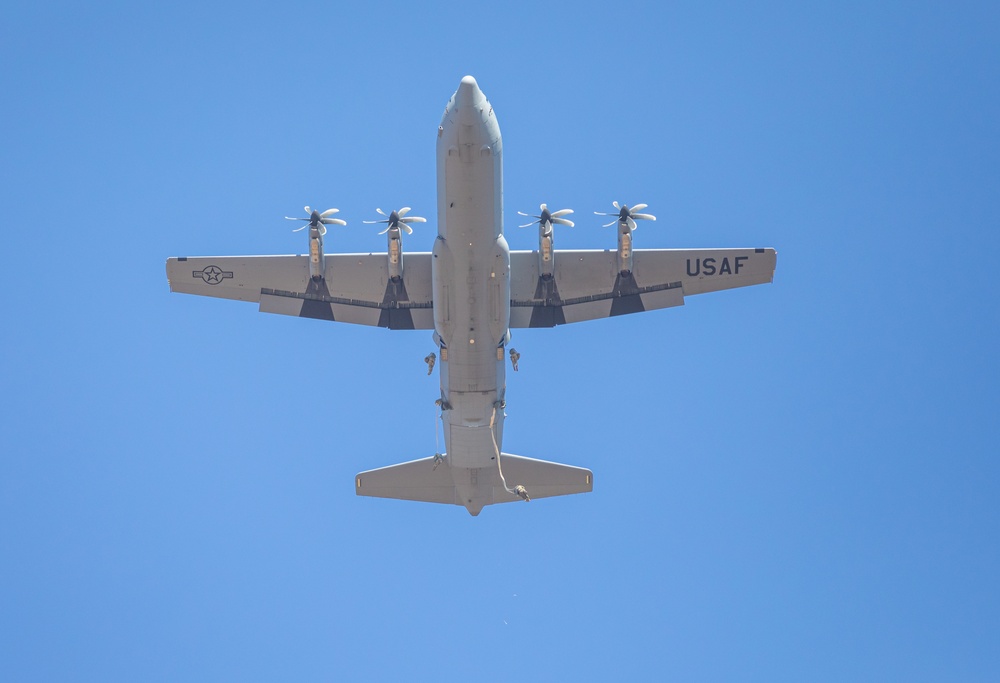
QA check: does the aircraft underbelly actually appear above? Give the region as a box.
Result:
[433,77,508,477]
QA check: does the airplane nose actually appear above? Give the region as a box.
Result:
[455,75,483,108]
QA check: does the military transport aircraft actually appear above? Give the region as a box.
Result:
[166,75,776,516]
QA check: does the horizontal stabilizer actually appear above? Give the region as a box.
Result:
[493,453,593,502]
[355,453,593,515]
[354,456,455,505]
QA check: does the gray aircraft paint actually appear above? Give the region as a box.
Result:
[165,76,777,515]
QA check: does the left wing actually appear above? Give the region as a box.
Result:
[166,253,434,329]
[509,248,776,327]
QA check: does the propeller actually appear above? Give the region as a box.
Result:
[594,202,656,231]
[363,207,427,235]
[517,203,574,234]
[284,206,347,236]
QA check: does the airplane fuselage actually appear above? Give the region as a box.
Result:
[432,76,510,510]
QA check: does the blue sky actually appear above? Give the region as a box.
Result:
[2,1,998,680]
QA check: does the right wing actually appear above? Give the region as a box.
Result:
[509,247,776,327]
[166,253,434,330]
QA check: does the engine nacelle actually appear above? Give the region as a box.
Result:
[309,226,325,280]
[617,222,633,274]
[519,205,573,279]
[538,231,554,278]
[388,230,403,280]
[597,202,653,274]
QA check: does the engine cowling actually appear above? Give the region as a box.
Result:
[309,226,325,279]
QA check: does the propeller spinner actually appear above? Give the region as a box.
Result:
[517,203,574,234]
[363,207,427,235]
[594,202,656,231]
[284,206,347,235]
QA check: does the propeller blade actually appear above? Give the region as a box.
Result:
[397,207,411,217]
[518,220,536,228]
[550,209,574,218]
[320,208,339,217]
[376,208,388,217]
[602,219,618,228]
[402,224,413,235]
[627,217,637,231]
[319,225,328,236]
[363,219,386,225]
[292,224,309,232]
[631,203,648,212]
[632,213,656,221]
[285,216,309,221]
[552,217,575,227]
[321,218,347,226]
[377,226,391,235]
[613,201,622,210]
[517,211,536,218]
[400,216,426,223]
[304,206,312,214]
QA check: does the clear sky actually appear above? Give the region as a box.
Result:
[2,1,998,680]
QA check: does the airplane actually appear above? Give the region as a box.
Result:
[166,75,777,516]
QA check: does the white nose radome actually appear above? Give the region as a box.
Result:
[455,74,483,108]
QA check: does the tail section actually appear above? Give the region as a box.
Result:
[493,453,593,503]
[355,453,593,515]
[353,456,455,505]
